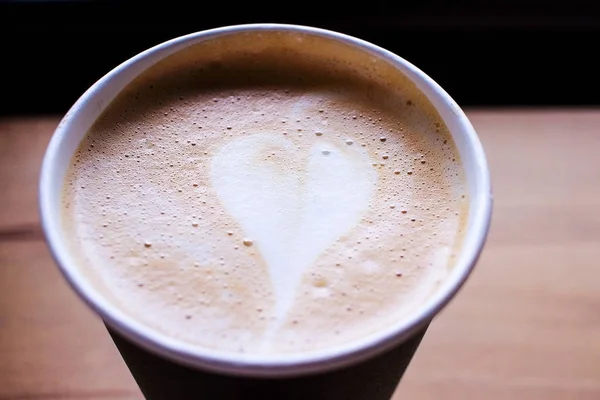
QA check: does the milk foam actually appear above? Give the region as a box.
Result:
[61,30,468,356]
[211,133,376,324]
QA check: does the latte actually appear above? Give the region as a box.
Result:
[61,31,467,355]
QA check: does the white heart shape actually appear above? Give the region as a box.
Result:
[211,133,376,323]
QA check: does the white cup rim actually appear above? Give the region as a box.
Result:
[39,23,493,377]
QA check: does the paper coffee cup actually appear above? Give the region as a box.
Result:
[39,24,492,381]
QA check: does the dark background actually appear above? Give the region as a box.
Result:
[2,0,600,116]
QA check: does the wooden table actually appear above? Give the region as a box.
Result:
[1,110,599,399]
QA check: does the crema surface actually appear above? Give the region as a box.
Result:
[62,31,467,355]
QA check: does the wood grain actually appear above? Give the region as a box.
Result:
[1,111,599,399]
[0,117,53,241]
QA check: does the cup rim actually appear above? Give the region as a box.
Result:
[39,23,493,377]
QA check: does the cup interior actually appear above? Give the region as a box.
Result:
[39,24,492,377]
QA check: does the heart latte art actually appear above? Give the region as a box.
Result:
[211,133,376,325]
[62,31,467,356]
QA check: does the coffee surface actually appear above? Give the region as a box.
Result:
[62,31,467,356]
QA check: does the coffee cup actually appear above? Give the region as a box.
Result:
[39,23,492,399]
